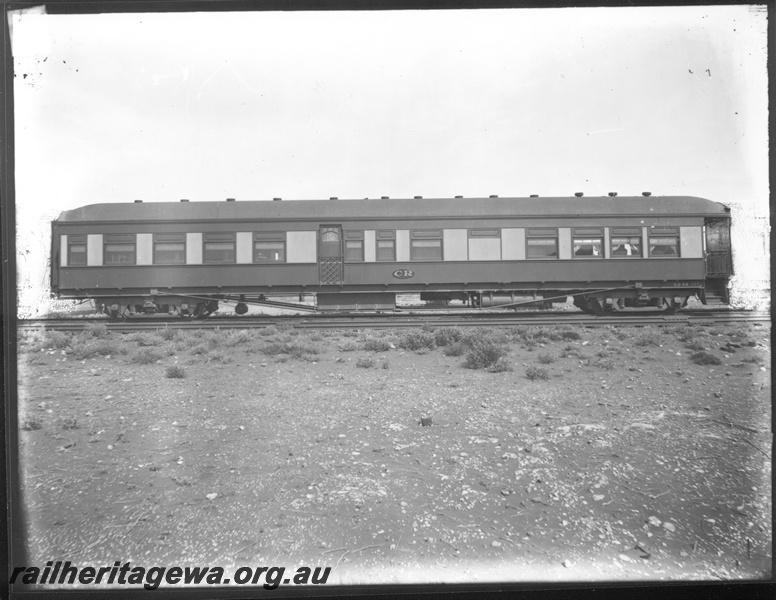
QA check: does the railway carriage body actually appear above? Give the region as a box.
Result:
[50,195,733,316]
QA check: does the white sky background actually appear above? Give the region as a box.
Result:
[11,5,770,313]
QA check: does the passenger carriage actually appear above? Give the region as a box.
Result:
[50,194,733,317]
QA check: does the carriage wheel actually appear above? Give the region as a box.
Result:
[610,298,627,312]
[192,301,219,319]
[179,304,201,318]
[653,297,677,315]
[585,296,606,315]
[101,303,122,319]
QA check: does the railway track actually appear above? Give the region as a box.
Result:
[17,309,769,333]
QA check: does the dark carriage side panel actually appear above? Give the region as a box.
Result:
[56,264,319,296]
[342,259,706,290]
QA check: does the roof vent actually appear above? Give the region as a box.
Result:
[381,196,389,199]
[226,197,235,202]
[414,196,423,199]
[575,192,584,197]
[455,195,463,198]
[273,197,282,201]
[489,195,499,198]
[134,199,143,203]
[329,197,338,200]
[642,191,652,197]
[530,194,539,198]
[608,192,618,197]
[180,199,189,202]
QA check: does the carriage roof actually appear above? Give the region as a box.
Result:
[55,195,730,223]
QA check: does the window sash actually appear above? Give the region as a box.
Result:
[68,244,87,266]
[526,238,558,258]
[376,240,395,261]
[344,240,364,262]
[611,237,642,257]
[254,241,285,262]
[204,242,236,263]
[104,243,135,264]
[573,238,603,257]
[154,242,186,264]
[411,239,442,260]
[649,236,680,257]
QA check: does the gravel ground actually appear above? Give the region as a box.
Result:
[15,320,771,588]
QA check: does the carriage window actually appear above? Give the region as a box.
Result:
[572,227,603,258]
[526,228,558,258]
[254,233,285,263]
[153,233,186,264]
[67,235,87,266]
[104,234,136,264]
[411,230,443,261]
[203,233,236,263]
[649,227,680,257]
[344,231,364,262]
[611,227,642,258]
[376,231,396,261]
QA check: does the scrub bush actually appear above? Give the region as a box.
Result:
[525,366,550,380]
[595,358,615,370]
[262,340,321,360]
[690,351,722,365]
[635,330,662,346]
[165,365,187,379]
[464,338,508,370]
[363,338,392,352]
[21,416,43,431]
[684,340,706,351]
[443,342,467,357]
[433,327,464,347]
[59,416,79,430]
[488,357,513,373]
[223,330,253,347]
[398,330,436,351]
[71,338,124,359]
[44,331,72,349]
[159,327,178,341]
[131,348,164,364]
[84,323,110,338]
[206,350,234,364]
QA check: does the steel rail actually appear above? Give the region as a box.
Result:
[17,310,769,333]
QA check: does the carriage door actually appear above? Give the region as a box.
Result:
[704,218,733,276]
[318,226,344,285]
